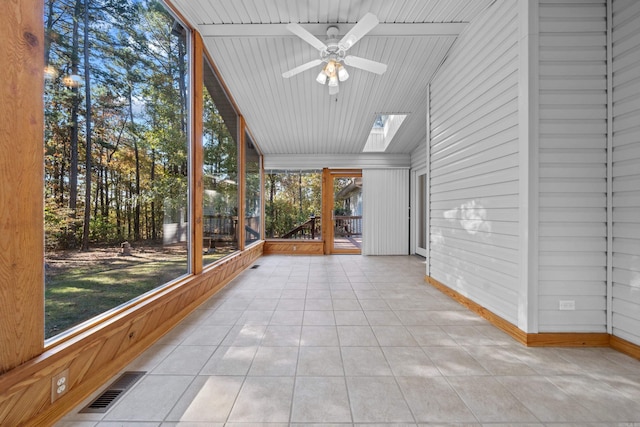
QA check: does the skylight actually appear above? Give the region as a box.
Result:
[362,113,408,152]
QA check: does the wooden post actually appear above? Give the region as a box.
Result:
[0,0,45,372]
[192,32,204,274]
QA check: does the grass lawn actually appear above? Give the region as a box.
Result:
[45,244,233,339]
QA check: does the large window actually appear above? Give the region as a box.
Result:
[265,170,322,239]
[245,132,261,245]
[202,58,239,266]
[43,0,189,339]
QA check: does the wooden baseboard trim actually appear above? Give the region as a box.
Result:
[425,276,527,345]
[425,275,640,358]
[611,335,640,360]
[526,333,610,347]
[264,240,324,255]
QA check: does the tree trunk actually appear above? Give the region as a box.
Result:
[68,0,82,247]
[81,0,92,251]
[127,87,141,241]
[150,148,157,240]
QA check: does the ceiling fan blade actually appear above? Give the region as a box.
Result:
[339,12,379,50]
[282,59,323,78]
[286,22,327,51]
[344,55,387,75]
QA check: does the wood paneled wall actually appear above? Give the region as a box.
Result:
[263,240,324,255]
[0,0,45,373]
[0,6,266,425]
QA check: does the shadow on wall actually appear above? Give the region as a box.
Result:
[444,200,491,235]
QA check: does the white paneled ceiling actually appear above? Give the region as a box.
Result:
[169,0,493,155]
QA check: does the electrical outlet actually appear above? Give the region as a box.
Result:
[559,300,575,311]
[293,245,297,251]
[51,368,70,403]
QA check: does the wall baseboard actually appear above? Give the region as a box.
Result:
[426,275,640,359]
[264,240,324,255]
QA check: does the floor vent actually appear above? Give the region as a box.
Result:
[250,264,260,269]
[80,371,145,413]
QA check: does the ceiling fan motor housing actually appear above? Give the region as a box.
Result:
[323,26,345,62]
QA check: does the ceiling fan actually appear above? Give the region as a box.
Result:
[282,13,388,95]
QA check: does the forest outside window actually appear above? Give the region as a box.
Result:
[265,170,322,239]
[245,132,261,245]
[43,0,190,340]
[202,57,239,266]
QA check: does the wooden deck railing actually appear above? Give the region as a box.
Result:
[280,216,322,239]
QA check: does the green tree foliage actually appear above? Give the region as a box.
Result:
[44,0,191,249]
[265,171,322,238]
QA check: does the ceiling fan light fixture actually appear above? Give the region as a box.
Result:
[316,71,328,84]
[328,74,339,87]
[325,60,336,74]
[328,83,339,95]
[337,64,349,82]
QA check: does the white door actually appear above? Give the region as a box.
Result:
[412,169,427,257]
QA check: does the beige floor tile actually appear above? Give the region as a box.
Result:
[261,325,301,346]
[422,346,489,376]
[342,347,392,376]
[248,346,298,376]
[200,310,243,325]
[103,375,193,422]
[277,298,306,310]
[372,326,419,346]
[280,289,307,299]
[346,377,414,423]
[335,310,369,326]
[300,325,340,346]
[496,375,604,423]
[396,376,477,423]
[464,345,538,376]
[305,298,334,310]
[220,324,266,346]
[199,346,257,376]
[446,376,538,423]
[406,325,457,346]
[57,255,640,427]
[291,377,352,423]
[303,310,336,325]
[364,310,402,325]
[332,298,363,310]
[165,376,243,422]
[228,377,294,422]
[180,325,232,346]
[395,310,436,326]
[547,374,640,421]
[297,347,344,376]
[269,309,304,325]
[382,347,440,377]
[337,325,380,346]
[151,346,216,375]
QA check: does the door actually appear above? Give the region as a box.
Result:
[322,169,362,254]
[414,170,427,257]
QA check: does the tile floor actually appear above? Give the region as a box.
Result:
[57,255,640,427]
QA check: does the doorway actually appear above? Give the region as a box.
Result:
[412,169,427,257]
[322,169,362,254]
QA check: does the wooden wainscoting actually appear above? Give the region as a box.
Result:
[0,243,263,426]
[426,275,640,358]
[263,240,324,255]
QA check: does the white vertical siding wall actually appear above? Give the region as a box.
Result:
[362,169,409,255]
[429,0,521,324]
[537,1,608,332]
[612,0,640,345]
